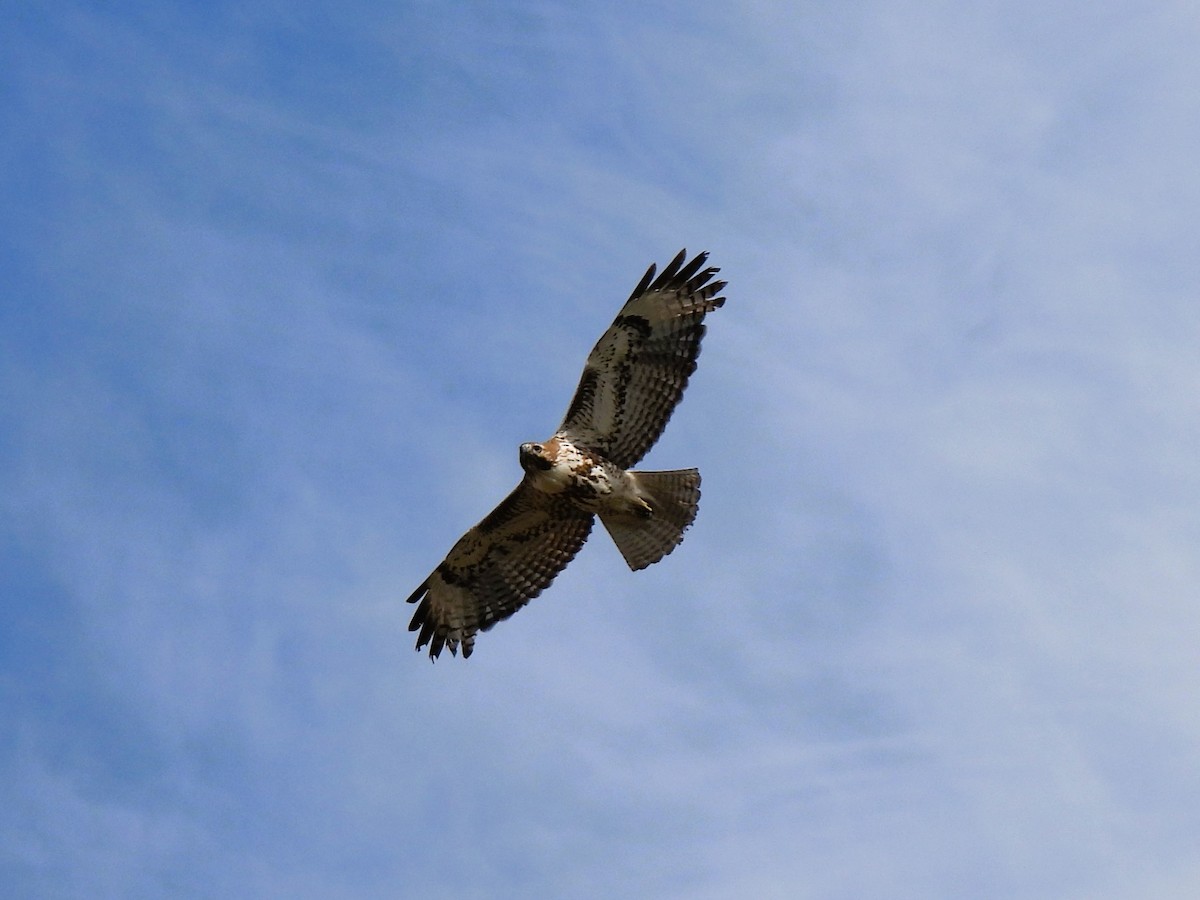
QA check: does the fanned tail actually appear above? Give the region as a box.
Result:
[598,469,701,571]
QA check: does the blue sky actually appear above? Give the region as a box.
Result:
[4,2,1200,897]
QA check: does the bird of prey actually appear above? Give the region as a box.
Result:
[406,250,727,659]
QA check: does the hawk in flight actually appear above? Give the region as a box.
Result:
[407,250,727,659]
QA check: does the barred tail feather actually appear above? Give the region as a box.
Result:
[598,468,701,571]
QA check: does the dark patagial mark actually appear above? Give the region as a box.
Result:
[479,490,525,532]
[435,561,464,586]
[613,314,653,339]
[562,368,599,426]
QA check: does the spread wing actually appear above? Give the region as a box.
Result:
[557,250,726,469]
[406,481,594,660]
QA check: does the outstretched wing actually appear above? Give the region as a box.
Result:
[406,481,594,660]
[557,250,726,469]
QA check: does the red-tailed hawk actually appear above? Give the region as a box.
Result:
[407,250,727,659]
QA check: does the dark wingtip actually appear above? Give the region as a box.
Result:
[629,260,658,300]
[654,249,689,287]
[631,250,723,300]
[675,251,709,285]
[407,581,447,660]
[708,279,728,308]
[644,250,720,295]
[419,628,450,661]
[405,579,429,606]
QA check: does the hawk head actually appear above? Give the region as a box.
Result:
[519,442,554,473]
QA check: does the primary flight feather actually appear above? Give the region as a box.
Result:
[406,250,727,659]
